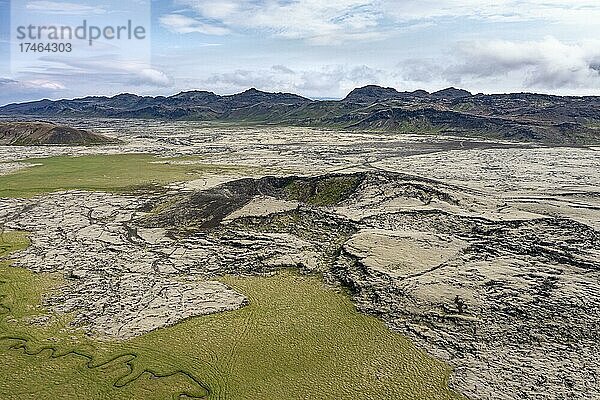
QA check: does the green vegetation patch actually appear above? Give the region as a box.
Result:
[0,230,463,400]
[0,154,247,198]
[0,231,29,258]
[0,231,208,400]
[396,118,444,134]
[177,271,463,399]
[286,175,361,206]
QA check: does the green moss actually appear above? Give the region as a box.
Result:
[0,161,463,400]
[0,231,30,258]
[311,176,360,205]
[285,180,313,202]
[0,154,248,198]
[147,194,187,215]
[395,119,444,134]
[285,176,360,206]
[584,120,600,129]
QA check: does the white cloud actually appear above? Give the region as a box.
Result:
[396,37,600,92]
[449,37,600,89]
[383,0,600,24]
[26,1,107,15]
[135,68,171,87]
[25,79,66,90]
[159,14,230,35]
[199,64,383,97]
[0,77,66,105]
[167,0,600,44]
[190,1,239,19]
[172,0,387,44]
[34,55,173,88]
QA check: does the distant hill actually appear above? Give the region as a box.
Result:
[0,122,120,145]
[342,85,429,104]
[430,87,472,99]
[2,86,599,145]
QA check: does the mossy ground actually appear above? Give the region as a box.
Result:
[0,154,247,198]
[285,175,360,206]
[0,231,464,400]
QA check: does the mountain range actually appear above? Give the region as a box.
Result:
[2,86,600,145]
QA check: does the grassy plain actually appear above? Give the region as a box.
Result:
[0,154,244,198]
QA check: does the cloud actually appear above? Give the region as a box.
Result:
[24,79,66,90]
[0,57,173,104]
[199,64,383,97]
[396,37,600,92]
[271,65,296,75]
[0,77,65,91]
[166,0,600,44]
[171,0,388,44]
[448,37,600,89]
[134,68,171,87]
[0,77,66,105]
[159,14,230,35]
[25,1,107,15]
[383,0,600,24]
[33,55,172,88]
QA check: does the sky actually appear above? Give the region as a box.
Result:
[1,0,600,104]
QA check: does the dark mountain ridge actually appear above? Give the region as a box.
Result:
[2,86,599,145]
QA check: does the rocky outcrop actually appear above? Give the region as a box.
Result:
[343,85,429,104]
[431,87,473,99]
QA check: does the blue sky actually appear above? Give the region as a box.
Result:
[1,0,600,104]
